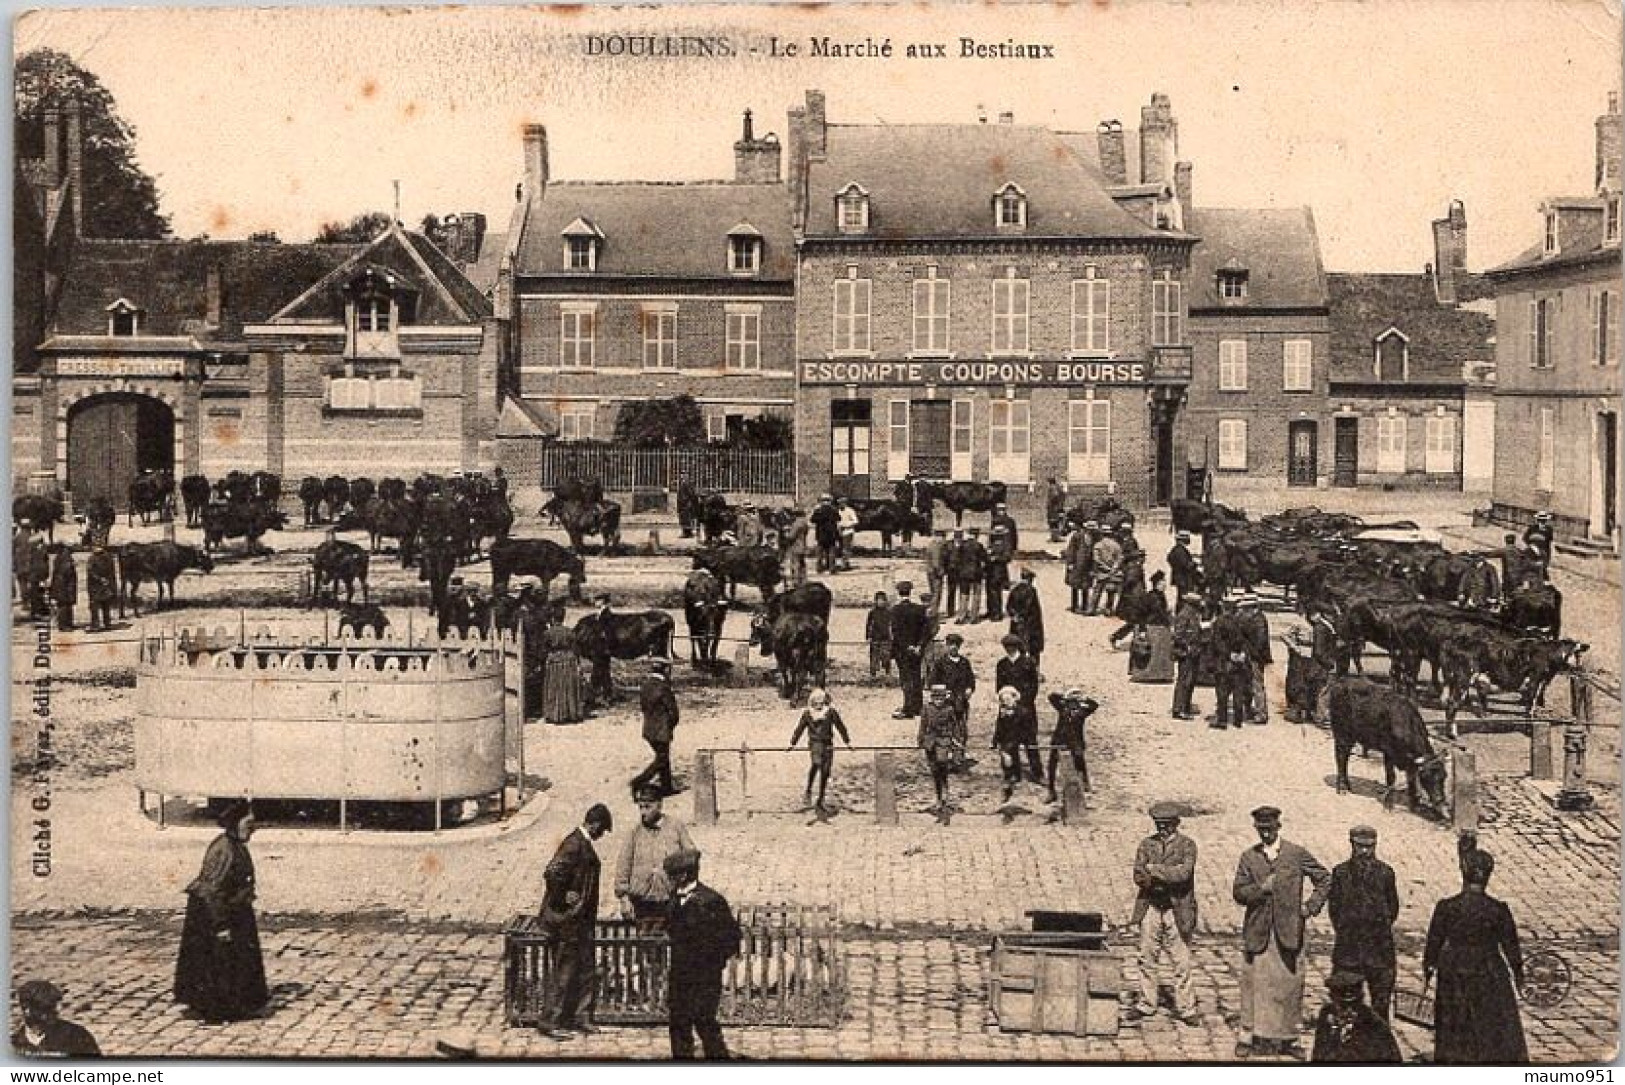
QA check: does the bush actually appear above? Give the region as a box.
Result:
[614,395,706,447]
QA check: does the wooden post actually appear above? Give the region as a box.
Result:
[1530,719,1554,780]
[693,751,718,825]
[873,751,898,825]
[1060,760,1087,825]
[733,643,752,687]
[1450,744,1478,834]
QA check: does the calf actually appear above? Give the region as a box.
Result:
[847,499,930,553]
[336,603,390,638]
[749,612,829,702]
[118,541,214,615]
[693,544,781,601]
[312,539,370,605]
[1326,678,1448,815]
[1441,634,1588,731]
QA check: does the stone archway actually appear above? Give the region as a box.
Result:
[65,391,177,511]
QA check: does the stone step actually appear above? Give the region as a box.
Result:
[1555,537,1617,559]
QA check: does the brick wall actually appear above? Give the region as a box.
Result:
[10,385,42,485]
[1327,394,1464,489]
[518,295,795,373]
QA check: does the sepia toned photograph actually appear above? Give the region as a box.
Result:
[6,1,1622,1066]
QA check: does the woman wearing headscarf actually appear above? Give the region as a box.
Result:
[175,800,268,1023]
[1423,847,1528,1064]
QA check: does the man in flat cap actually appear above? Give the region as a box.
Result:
[1232,806,1331,1059]
[615,785,696,929]
[985,523,1013,622]
[1310,971,1402,1064]
[991,501,1020,552]
[12,979,100,1056]
[953,527,987,624]
[890,581,931,719]
[928,633,976,751]
[1327,825,1400,1021]
[1129,802,1200,1025]
[631,661,680,797]
[1239,593,1273,724]
[1006,567,1045,670]
[663,850,741,1060]
[1167,530,1203,611]
[924,529,949,618]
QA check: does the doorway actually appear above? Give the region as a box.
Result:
[67,393,175,510]
[1593,410,1618,539]
[908,401,951,479]
[829,399,872,500]
[1288,420,1318,487]
[1152,419,1174,506]
[1333,417,1358,487]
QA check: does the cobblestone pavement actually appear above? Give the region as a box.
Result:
[10,502,1621,1061]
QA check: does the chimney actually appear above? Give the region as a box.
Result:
[1431,199,1468,305]
[733,109,783,184]
[1597,91,1621,193]
[1139,92,1176,187]
[1096,121,1126,185]
[522,124,549,201]
[805,89,827,161]
[787,105,808,232]
[65,102,84,237]
[205,265,222,328]
[998,111,1014,125]
[460,212,487,264]
[41,107,61,188]
[1174,161,1193,225]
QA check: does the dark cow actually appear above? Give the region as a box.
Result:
[298,477,325,526]
[117,541,214,615]
[336,603,390,638]
[1504,581,1563,637]
[698,491,736,544]
[764,582,835,624]
[377,477,408,503]
[693,544,781,601]
[544,496,622,554]
[1259,509,1365,538]
[1441,634,1588,730]
[1283,644,1327,724]
[337,497,419,558]
[749,612,829,702]
[1325,677,1448,815]
[847,499,930,554]
[350,477,376,510]
[251,471,282,506]
[915,480,1008,526]
[323,475,352,523]
[468,493,515,558]
[682,568,728,665]
[312,539,370,605]
[127,471,174,525]
[180,474,212,528]
[1062,494,1137,535]
[1169,498,1247,537]
[202,501,286,556]
[574,610,677,682]
[13,495,63,542]
[489,537,586,599]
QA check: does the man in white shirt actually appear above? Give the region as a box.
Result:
[614,786,696,928]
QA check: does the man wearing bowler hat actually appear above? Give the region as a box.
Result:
[1327,825,1400,1020]
[1129,802,1201,1025]
[1232,806,1330,1059]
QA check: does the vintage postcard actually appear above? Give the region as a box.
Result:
[8,0,1622,1066]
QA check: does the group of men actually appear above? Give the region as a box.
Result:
[11,528,120,633]
[1131,803,1404,1062]
[1170,589,1274,728]
[921,503,1022,623]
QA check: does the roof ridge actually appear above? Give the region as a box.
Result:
[549,179,784,189]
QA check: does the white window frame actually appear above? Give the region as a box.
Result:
[729,236,760,275]
[1217,419,1248,471]
[725,304,762,371]
[327,376,371,411]
[1544,211,1558,255]
[988,398,1031,484]
[1218,339,1248,391]
[1283,339,1313,392]
[1538,407,1555,491]
[1070,269,1110,355]
[995,185,1027,229]
[991,272,1030,356]
[1425,411,1456,475]
[1067,394,1111,484]
[565,236,596,271]
[831,412,871,479]
[837,184,870,234]
[912,270,951,355]
[706,412,728,444]
[887,399,910,480]
[1530,298,1552,368]
[833,270,872,355]
[1218,271,1248,300]
[641,305,677,370]
[560,303,597,369]
[1377,413,1406,473]
[950,398,974,481]
[559,403,596,442]
[1152,272,1183,346]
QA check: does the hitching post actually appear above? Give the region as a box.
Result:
[873,751,898,825]
[1530,719,1553,780]
[1558,673,1595,811]
[1060,759,1087,825]
[693,751,718,826]
[1450,744,1478,834]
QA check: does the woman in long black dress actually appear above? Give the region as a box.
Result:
[174,800,268,1023]
[1423,848,1527,1064]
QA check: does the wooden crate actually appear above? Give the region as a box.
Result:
[989,933,1121,1037]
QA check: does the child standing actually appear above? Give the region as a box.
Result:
[918,684,959,822]
[1046,688,1099,804]
[790,688,851,813]
[992,686,1040,803]
[866,591,893,678]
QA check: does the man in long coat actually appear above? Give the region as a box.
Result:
[631,663,680,796]
[48,545,77,632]
[924,529,949,617]
[889,581,930,719]
[1006,567,1045,669]
[86,544,119,632]
[1232,806,1331,1060]
[664,850,742,1060]
[984,524,1013,621]
[1166,531,1203,609]
[1239,593,1273,723]
[539,804,613,1039]
[1327,825,1400,1020]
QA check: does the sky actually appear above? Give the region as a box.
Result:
[13,1,1623,272]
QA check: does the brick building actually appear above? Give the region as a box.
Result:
[1183,208,1332,494]
[1488,93,1621,548]
[1324,202,1496,491]
[497,113,795,474]
[788,91,1198,516]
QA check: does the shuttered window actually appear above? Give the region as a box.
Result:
[1068,396,1110,483]
[1218,419,1248,470]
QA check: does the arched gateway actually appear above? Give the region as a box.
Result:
[66,392,175,511]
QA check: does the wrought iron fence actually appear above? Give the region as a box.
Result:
[536,444,794,495]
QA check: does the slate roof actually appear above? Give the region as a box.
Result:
[516,182,794,280]
[463,231,507,295]
[273,225,493,324]
[1489,204,1618,278]
[1186,208,1328,310]
[803,124,1180,241]
[1327,272,1495,385]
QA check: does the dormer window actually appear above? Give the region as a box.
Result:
[1544,210,1559,255]
[1374,326,1410,381]
[1607,195,1621,244]
[106,298,142,336]
[995,184,1027,230]
[342,265,414,360]
[727,222,763,275]
[836,183,870,234]
[561,218,604,271]
[1217,266,1249,302]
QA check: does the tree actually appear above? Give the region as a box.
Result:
[246,229,281,244]
[15,48,171,239]
[613,395,706,447]
[314,211,394,243]
[724,414,794,451]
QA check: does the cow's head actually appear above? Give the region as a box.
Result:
[748,612,774,655]
[1417,754,1449,813]
[190,547,216,575]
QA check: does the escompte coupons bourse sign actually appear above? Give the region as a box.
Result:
[798,359,1149,386]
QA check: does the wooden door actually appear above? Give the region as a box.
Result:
[68,396,140,510]
[908,401,950,478]
[829,399,872,500]
[1288,420,1318,487]
[1333,417,1358,487]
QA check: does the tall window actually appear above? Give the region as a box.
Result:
[1608,195,1621,244]
[560,305,596,368]
[1071,269,1110,354]
[566,237,595,271]
[912,270,951,354]
[1152,272,1183,346]
[1217,419,1248,470]
[726,306,761,370]
[1594,289,1620,366]
[837,185,869,234]
[1538,407,1555,491]
[1068,395,1111,483]
[1377,414,1406,473]
[729,236,759,274]
[1425,413,1457,474]
[833,271,872,354]
[988,399,1031,483]
[1544,212,1558,255]
[1282,339,1313,392]
[995,185,1027,229]
[831,399,872,479]
[1530,298,1553,368]
[642,307,676,370]
[559,404,596,441]
[887,400,911,480]
[1218,340,1248,391]
[951,398,974,480]
[991,273,1030,355]
[356,299,390,333]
